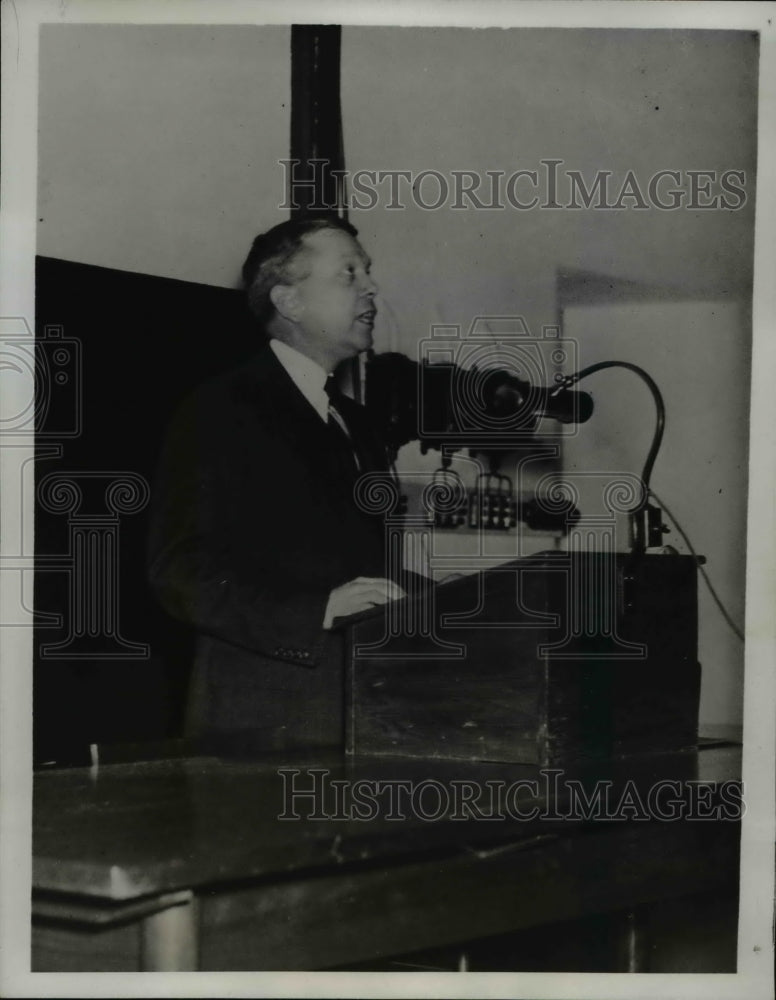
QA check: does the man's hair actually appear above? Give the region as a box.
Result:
[242,215,359,324]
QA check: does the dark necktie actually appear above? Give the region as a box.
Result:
[324,375,362,476]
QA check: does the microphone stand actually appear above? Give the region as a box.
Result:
[556,361,667,554]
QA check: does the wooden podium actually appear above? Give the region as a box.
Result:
[345,553,701,765]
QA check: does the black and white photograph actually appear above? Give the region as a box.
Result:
[1,1,774,997]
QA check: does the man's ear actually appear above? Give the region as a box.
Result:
[269,283,302,322]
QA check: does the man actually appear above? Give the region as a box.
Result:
[148,216,409,748]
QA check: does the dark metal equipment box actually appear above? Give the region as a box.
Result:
[345,553,700,765]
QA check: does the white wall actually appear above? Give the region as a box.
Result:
[38,26,757,309]
[341,27,756,352]
[38,25,290,287]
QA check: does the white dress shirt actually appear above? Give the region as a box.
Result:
[269,340,358,468]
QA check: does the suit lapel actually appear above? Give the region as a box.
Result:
[243,346,361,498]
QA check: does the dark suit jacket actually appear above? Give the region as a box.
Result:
[148,343,406,749]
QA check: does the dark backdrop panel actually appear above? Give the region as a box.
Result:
[34,256,260,764]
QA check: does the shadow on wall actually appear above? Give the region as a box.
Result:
[33,257,260,764]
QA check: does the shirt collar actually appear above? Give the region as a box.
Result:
[270,338,330,422]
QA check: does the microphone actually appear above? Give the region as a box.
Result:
[481,370,594,425]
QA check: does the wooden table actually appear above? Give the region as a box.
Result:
[32,742,742,972]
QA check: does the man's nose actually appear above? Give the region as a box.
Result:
[360,271,378,296]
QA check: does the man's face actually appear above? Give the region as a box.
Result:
[288,228,378,365]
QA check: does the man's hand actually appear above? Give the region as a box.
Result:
[323,577,407,629]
